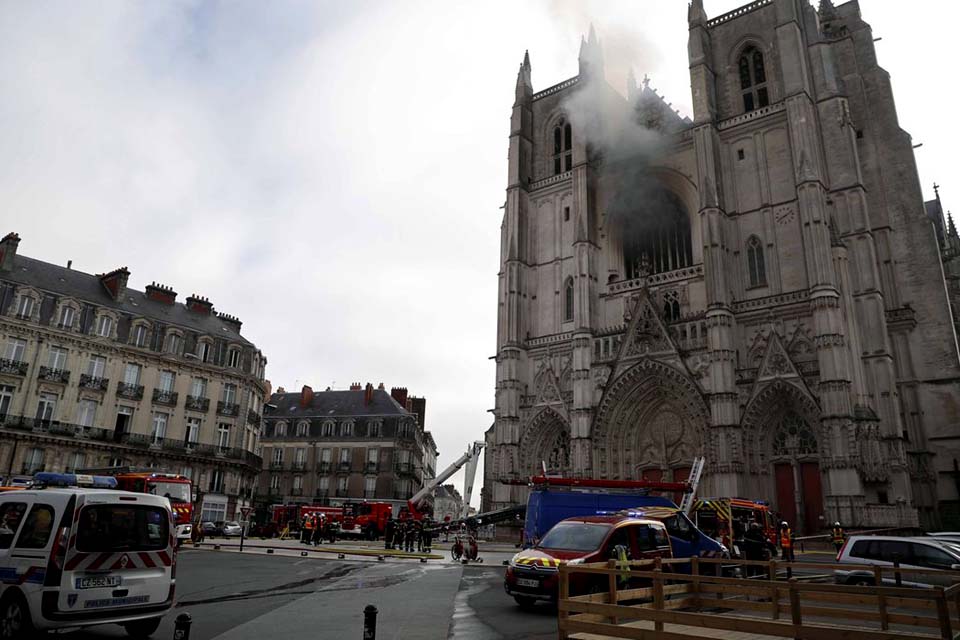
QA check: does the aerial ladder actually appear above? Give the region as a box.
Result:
[403,441,484,520]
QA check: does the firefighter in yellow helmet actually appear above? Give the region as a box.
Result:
[831,522,846,553]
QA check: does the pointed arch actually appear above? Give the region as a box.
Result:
[593,359,709,479]
[563,277,574,323]
[746,235,766,288]
[741,379,822,473]
[519,407,571,474]
[736,43,769,112]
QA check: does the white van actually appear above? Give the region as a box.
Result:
[0,473,176,639]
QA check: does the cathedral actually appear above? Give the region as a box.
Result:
[483,0,960,532]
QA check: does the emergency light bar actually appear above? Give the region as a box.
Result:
[33,472,118,489]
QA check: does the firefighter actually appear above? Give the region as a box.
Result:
[422,520,433,553]
[312,515,323,546]
[416,520,424,552]
[405,520,416,553]
[743,522,767,577]
[831,522,846,553]
[384,515,395,550]
[779,521,795,563]
[301,515,312,544]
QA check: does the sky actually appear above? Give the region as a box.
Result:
[1,1,955,507]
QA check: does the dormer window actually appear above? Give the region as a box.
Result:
[165,331,183,355]
[227,348,241,368]
[738,46,769,112]
[95,314,114,338]
[275,421,287,437]
[15,295,34,320]
[553,119,573,175]
[197,340,211,363]
[57,305,76,330]
[131,323,149,348]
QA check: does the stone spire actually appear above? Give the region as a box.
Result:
[578,23,604,79]
[626,68,638,102]
[688,0,707,26]
[514,50,532,105]
[818,0,837,20]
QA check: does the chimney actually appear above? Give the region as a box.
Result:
[98,267,130,300]
[364,382,374,406]
[0,232,20,272]
[145,282,177,305]
[349,382,362,391]
[217,311,242,333]
[276,386,286,394]
[300,385,314,408]
[67,260,72,270]
[377,382,385,390]
[390,387,408,407]
[185,294,214,315]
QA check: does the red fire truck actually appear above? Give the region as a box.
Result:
[340,501,392,538]
[271,504,343,533]
[80,467,195,543]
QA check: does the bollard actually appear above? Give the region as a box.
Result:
[363,604,378,640]
[213,545,221,551]
[301,551,308,557]
[174,612,192,640]
[420,558,427,563]
[338,553,346,560]
[266,549,274,554]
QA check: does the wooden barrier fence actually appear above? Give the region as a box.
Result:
[558,557,960,640]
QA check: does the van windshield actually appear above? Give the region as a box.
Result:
[538,522,611,552]
[76,505,169,552]
[148,481,191,504]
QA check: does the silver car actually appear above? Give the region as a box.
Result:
[834,535,960,587]
[222,521,243,537]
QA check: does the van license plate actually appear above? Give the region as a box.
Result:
[75,576,122,589]
[516,578,539,588]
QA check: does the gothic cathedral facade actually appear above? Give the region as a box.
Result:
[484,0,960,532]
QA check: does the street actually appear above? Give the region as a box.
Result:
[62,545,556,640]
[58,542,840,639]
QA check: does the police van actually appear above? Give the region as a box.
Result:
[0,473,176,639]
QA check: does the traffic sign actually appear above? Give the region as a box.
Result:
[240,507,252,518]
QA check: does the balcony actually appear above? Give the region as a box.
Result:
[318,462,332,474]
[78,374,109,392]
[364,490,376,499]
[335,488,349,498]
[247,409,261,425]
[270,461,284,470]
[185,395,210,412]
[337,462,352,473]
[364,462,379,474]
[293,461,306,471]
[0,359,27,376]
[217,401,239,417]
[291,488,303,496]
[394,462,414,475]
[151,389,179,406]
[116,382,144,400]
[38,366,70,384]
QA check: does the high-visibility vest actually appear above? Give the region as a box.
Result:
[304,518,314,531]
[614,545,630,586]
[831,527,845,544]
[780,528,793,548]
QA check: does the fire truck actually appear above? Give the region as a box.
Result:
[80,467,195,543]
[271,504,342,532]
[691,497,778,553]
[340,501,393,538]
[399,441,485,521]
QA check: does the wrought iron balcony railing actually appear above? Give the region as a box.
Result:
[318,462,332,474]
[151,389,179,406]
[38,367,70,384]
[247,409,261,425]
[185,395,210,412]
[0,359,28,376]
[116,382,144,400]
[217,401,239,417]
[79,374,109,391]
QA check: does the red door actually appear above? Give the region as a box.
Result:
[642,469,663,482]
[800,462,824,535]
[774,463,796,529]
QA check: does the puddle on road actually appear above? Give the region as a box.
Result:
[448,571,502,639]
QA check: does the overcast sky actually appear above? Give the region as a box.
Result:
[2,1,954,506]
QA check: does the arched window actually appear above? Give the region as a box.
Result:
[738,46,769,112]
[662,290,681,323]
[563,278,574,323]
[553,119,573,175]
[746,235,767,287]
[623,187,693,279]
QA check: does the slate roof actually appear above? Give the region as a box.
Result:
[267,389,410,418]
[4,254,251,346]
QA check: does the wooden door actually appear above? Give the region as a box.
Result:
[800,462,824,535]
[642,468,663,482]
[774,463,796,529]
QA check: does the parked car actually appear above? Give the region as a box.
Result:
[222,521,243,537]
[504,514,672,608]
[834,535,960,587]
[201,521,223,537]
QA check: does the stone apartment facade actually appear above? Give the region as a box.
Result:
[433,484,464,523]
[485,0,960,532]
[259,384,438,513]
[0,232,269,522]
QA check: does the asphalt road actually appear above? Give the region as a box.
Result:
[55,546,838,639]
